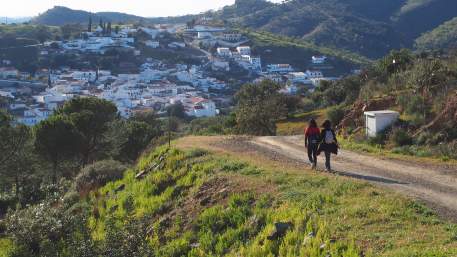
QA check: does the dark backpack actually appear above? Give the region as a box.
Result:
[308,133,320,144]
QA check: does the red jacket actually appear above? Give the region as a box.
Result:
[305,127,320,137]
[305,127,320,144]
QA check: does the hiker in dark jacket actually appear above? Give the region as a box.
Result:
[318,120,338,172]
[305,119,320,169]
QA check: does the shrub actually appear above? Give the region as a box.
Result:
[4,201,95,256]
[416,131,431,145]
[437,141,457,159]
[390,129,413,146]
[301,98,317,112]
[75,160,127,194]
[0,194,16,217]
[367,129,390,146]
[62,190,80,208]
[326,106,346,126]
[189,116,228,135]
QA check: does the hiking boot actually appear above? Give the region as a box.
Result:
[325,168,331,172]
[312,163,317,170]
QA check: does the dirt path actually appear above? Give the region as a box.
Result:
[250,136,457,221]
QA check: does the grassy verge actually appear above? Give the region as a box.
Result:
[277,109,457,165]
[85,142,457,256]
[339,137,457,166]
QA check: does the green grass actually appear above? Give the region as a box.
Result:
[4,142,454,256]
[277,109,327,136]
[82,144,457,256]
[339,137,457,164]
[241,29,372,66]
[0,238,15,257]
[88,147,360,256]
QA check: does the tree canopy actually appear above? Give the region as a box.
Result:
[235,80,287,136]
[34,115,81,183]
[56,97,118,166]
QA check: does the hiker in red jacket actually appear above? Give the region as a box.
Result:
[318,120,339,172]
[305,119,320,169]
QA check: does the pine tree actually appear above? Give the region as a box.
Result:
[107,22,112,35]
[48,72,52,88]
[88,16,92,32]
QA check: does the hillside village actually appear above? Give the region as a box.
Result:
[0,18,342,126]
[3,2,457,257]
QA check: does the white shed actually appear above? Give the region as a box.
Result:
[364,110,399,137]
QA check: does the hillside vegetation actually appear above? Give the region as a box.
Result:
[415,17,457,50]
[398,0,436,14]
[2,141,457,256]
[27,1,457,59]
[31,6,145,26]
[244,29,371,67]
[300,49,457,160]
[210,0,457,58]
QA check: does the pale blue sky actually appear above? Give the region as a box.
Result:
[2,0,281,18]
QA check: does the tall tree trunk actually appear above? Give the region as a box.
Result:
[53,160,58,184]
[15,173,19,199]
[82,151,89,168]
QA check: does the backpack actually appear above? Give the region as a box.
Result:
[324,130,335,144]
[309,133,319,144]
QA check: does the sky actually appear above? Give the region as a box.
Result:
[0,0,279,18]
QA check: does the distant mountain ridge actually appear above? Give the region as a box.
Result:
[31,6,146,26]
[209,0,457,58]
[31,1,457,58]
[415,16,457,50]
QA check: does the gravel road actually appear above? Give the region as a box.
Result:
[251,136,457,221]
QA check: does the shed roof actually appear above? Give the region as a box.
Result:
[364,110,399,116]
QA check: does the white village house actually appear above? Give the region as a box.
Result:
[267,64,293,73]
[223,32,242,42]
[236,46,251,56]
[0,67,19,79]
[170,95,218,118]
[217,47,231,57]
[145,40,160,48]
[17,107,52,126]
[311,55,327,64]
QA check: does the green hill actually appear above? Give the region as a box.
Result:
[209,0,457,58]
[31,6,145,26]
[31,1,457,58]
[415,17,457,50]
[394,0,457,41]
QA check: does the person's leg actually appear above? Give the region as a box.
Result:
[312,144,318,167]
[307,145,314,164]
[325,151,331,171]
